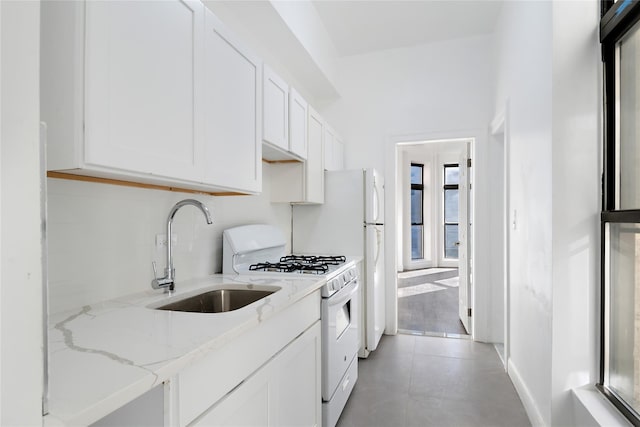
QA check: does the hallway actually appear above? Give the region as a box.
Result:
[397,268,467,335]
[337,334,530,427]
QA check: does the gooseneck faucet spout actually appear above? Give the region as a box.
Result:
[152,199,213,292]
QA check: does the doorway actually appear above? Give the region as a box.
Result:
[395,139,473,338]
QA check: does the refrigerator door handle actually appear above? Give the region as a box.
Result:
[373,178,381,223]
[374,226,382,264]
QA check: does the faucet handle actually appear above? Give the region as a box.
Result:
[151,261,173,292]
[152,261,159,280]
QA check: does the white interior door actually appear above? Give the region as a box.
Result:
[458,144,471,334]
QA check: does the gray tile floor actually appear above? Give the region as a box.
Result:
[398,269,468,335]
[337,334,530,427]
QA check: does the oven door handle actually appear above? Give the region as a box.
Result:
[327,280,359,308]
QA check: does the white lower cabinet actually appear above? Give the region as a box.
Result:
[192,321,321,427]
[177,291,321,427]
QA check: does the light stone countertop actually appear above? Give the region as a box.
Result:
[44,273,329,426]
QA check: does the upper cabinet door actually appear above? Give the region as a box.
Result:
[203,9,262,193]
[289,88,308,160]
[324,126,335,171]
[263,64,289,151]
[334,138,345,170]
[84,0,205,182]
[306,107,325,204]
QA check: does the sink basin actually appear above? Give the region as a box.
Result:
[154,287,279,313]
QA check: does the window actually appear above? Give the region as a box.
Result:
[444,164,459,259]
[411,164,424,260]
[600,1,640,424]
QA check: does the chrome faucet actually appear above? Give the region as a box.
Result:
[152,199,213,292]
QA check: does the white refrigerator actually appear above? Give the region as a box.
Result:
[292,168,385,358]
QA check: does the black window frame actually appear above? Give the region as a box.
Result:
[599,1,640,425]
[443,163,459,260]
[410,163,424,260]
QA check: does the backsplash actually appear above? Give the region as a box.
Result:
[46,163,291,314]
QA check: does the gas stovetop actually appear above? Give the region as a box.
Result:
[248,255,347,275]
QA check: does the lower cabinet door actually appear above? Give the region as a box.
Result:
[191,321,321,427]
[273,321,321,427]
[192,374,271,426]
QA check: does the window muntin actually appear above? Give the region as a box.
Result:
[411,164,424,260]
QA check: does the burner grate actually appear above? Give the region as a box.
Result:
[248,254,344,274]
[249,262,297,273]
[280,255,346,265]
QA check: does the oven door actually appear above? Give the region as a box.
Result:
[322,278,359,401]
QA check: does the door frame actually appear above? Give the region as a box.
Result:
[385,133,476,338]
[490,104,510,371]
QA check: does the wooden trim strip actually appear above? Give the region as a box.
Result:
[46,171,246,196]
[262,159,302,164]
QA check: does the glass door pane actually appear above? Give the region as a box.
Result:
[411,225,423,260]
[411,164,424,260]
[443,164,459,260]
[444,189,459,223]
[444,224,459,259]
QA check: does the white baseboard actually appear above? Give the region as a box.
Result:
[508,359,547,427]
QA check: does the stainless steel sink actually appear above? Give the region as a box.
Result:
[154,287,279,313]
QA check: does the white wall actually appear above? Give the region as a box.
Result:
[493,1,553,424]
[1,1,44,423]
[320,35,494,339]
[47,163,291,314]
[550,1,601,425]
[492,1,601,425]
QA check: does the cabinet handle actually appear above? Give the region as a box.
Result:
[342,375,350,391]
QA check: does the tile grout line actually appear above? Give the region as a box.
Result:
[404,335,417,427]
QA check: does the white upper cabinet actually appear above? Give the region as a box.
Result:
[41,0,262,194]
[306,107,325,203]
[262,64,289,153]
[324,125,344,171]
[203,9,262,193]
[334,137,345,170]
[270,106,324,204]
[289,88,308,160]
[84,0,205,182]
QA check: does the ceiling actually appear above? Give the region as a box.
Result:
[312,0,503,57]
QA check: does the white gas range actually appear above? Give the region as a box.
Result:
[222,224,359,427]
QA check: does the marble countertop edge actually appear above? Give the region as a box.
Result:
[44,272,330,426]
